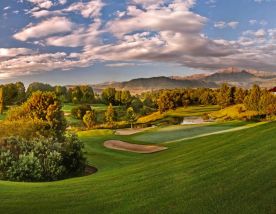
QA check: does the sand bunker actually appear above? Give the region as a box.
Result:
[115,127,155,136]
[104,140,167,154]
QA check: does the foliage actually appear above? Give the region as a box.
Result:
[105,103,115,124]
[209,104,259,121]
[26,82,54,97]
[0,87,4,115]
[0,119,52,140]
[126,107,136,128]
[83,110,97,128]
[0,134,86,182]
[6,91,66,140]
[71,104,92,120]
[244,85,262,111]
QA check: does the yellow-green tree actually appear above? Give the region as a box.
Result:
[83,110,97,128]
[105,103,115,124]
[126,107,136,128]
[0,87,4,115]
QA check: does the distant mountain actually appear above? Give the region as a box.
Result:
[74,67,276,94]
[199,67,276,88]
[203,70,256,83]
[93,76,217,94]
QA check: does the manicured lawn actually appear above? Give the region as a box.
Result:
[0,121,275,213]
[137,105,220,125]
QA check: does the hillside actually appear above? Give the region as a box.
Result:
[93,76,217,93]
[77,68,276,93]
[0,121,275,213]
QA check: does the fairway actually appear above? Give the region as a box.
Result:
[0,121,275,214]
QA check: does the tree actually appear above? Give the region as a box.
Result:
[217,84,232,108]
[121,90,132,106]
[102,88,116,105]
[105,103,115,124]
[26,82,53,97]
[126,107,136,128]
[157,91,174,113]
[234,88,246,104]
[259,90,276,114]
[0,87,4,115]
[7,91,66,140]
[131,98,143,112]
[244,85,262,111]
[83,110,97,128]
[71,105,92,119]
[80,85,94,103]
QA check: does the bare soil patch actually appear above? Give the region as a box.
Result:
[104,140,167,154]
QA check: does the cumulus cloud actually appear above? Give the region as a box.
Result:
[63,0,104,18]
[0,48,34,58]
[26,0,53,9]
[1,0,276,79]
[13,17,75,41]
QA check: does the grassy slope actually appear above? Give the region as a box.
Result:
[0,122,275,214]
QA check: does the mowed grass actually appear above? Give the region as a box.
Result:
[132,121,252,144]
[137,105,219,124]
[0,121,275,213]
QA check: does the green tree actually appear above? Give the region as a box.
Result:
[105,103,115,124]
[131,98,143,112]
[80,85,94,103]
[126,107,136,128]
[121,90,132,106]
[83,110,97,128]
[26,82,53,97]
[102,88,116,105]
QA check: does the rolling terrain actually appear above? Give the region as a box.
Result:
[92,67,276,93]
[0,120,275,213]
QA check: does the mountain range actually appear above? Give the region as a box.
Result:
[91,67,276,93]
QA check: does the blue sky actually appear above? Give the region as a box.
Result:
[0,0,276,85]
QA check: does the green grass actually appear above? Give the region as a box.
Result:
[0,113,6,120]
[138,105,219,125]
[0,121,275,213]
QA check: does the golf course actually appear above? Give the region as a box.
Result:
[0,120,275,214]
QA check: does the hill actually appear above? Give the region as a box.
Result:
[93,76,217,94]
[0,121,275,213]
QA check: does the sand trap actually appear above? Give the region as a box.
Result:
[115,127,154,136]
[104,140,167,154]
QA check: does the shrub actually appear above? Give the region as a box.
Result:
[0,119,53,140]
[83,110,97,128]
[0,134,86,182]
[6,91,66,140]
[71,105,92,119]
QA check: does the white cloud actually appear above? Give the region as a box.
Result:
[59,0,67,5]
[63,0,104,18]
[214,21,239,29]
[0,48,34,58]
[26,0,53,9]
[13,17,75,41]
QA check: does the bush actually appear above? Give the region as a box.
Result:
[0,134,86,182]
[83,110,97,128]
[71,105,92,119]
[0,119,53,140]
[6,91,66,140]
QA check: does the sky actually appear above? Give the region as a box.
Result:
[0,0,276,85]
